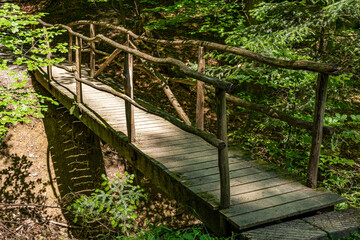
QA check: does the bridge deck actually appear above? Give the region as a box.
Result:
[33,64,345,234]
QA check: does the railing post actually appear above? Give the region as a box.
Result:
[75,36,83,103]
[68,32,73,64]
[31,24,36,49]
[124,34,135,142]
[216,88,230,209]
[90,24,96,78]
[307,73,329,188]
[43,27,52,80]
[196,46,206,130]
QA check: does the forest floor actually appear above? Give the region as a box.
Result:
[0,115,200,239]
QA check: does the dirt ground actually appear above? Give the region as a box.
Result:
[1,115,199,239]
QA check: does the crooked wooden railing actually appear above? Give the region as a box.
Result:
[36,19,341,209]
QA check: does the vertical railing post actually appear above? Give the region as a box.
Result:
[75,36,83,103]
[31,24,36,50]
[68,32,73,64]
[196,46,206,130]
[89,24,96,78]
[124,34,135,142]
[216,88,230,209]
[43,27,52,80]
[307,73,329,188]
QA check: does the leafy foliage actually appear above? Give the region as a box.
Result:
[0,3,67,70]
[144,0,244,37]
[0,78,57,138]
[0,3,66,139]
[131,225,237,240]
[68,173,146,237]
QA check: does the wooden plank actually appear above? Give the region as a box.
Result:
[156,148,217,162]
[170,157,248,174]
[135,127,181,137]
[187,166,260,189]
[93,107,126,113]
[95,111,126,118]
[141,141,213,154]
[227,182,307,206]
[135,130,195,141]
[225,187,325,217]
[133,121,173,129]
[109,119,173,130]
[84,96,121,102]
[136,135,196,147]
[189,170,278,193]
[209,177,291,197]
[160,152,244,170]
[87,99,123,105]
[180,162,252,180]
[227,193,344,230]
[137,137,206,150]
[143,145,214,158]
[307,73,329,188]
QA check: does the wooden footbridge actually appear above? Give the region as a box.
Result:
[30,19,345,236]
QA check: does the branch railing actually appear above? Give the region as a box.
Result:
[38,19,231,208]
[36,19,342,210]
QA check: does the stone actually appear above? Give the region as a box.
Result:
[241,219,327,240]
[304,209,360,240]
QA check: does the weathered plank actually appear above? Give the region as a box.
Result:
[136,137,205,149]
[180,162,252,180]
[189,170,279,193]
[225,188,322,217]
[227,193,344,230]
[142,143,213,155]
[208,177,290,197]
[144,145,214,158]
[156,149,217,162]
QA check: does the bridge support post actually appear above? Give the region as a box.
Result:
[31,24,36,49]
[89,24,96,78]
[44,27,52,80]
[307,73,329,188]
[75,36,83,103]
[68,32,73,64]
[125,34,135,143]
[216,88,230,209]
[196,46,206,130]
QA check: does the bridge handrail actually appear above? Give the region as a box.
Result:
[37,19,231,208]
[37,18,227,149]
[68,20,341,76]
[35,17,334,209]
[37,19,233,93]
